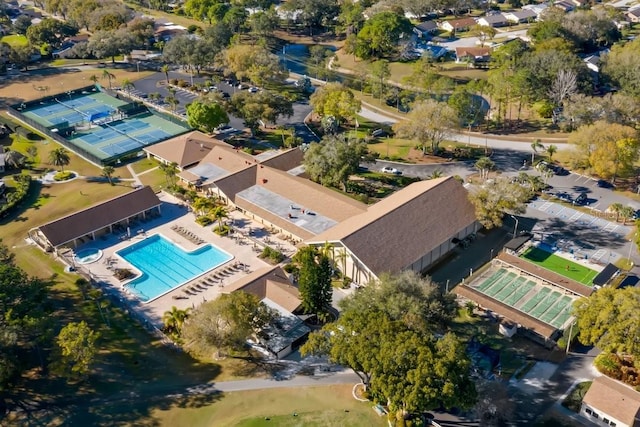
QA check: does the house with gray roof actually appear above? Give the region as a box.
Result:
[504,9,538,23]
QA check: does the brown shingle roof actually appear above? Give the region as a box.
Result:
[308,177,476,275]
[496,252,593,297]
[258,148,304,172]
[216,165,367,239]
[583,376,640,426]
[223,266,301,313]
[455,47,491,58]
[444,17,477,29]
[143,131,224,169]
[455,285,558,338]
[38,186,161,247]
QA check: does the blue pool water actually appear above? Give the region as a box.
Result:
[117,234,232,302]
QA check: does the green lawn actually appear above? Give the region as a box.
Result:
[152,385,384,427]
[1,34,28,47]
[520,247,598,286]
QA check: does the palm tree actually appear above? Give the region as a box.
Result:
[102,165,115,185]
[160,64,170,83]
[610,203,624,222]
[159,161,178,186]
[4,149,25,169]
[49,147,70,171]
[211,205,229,232]
[531,139,544,164]
[475,156,495,180]
[192,196,214,216]
[165,95,179,113]
[162,306,190,335]
[121,78,135,96]
[620,206,635,225]
[547,144,558,161]
[89,74,99,85]
[101,70,115,89]
[430,169,444,179]
[27,145,38,164]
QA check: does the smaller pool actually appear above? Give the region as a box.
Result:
[74,248,103,265]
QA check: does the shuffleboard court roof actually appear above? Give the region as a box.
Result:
[38,186,161,247]
[455,285,558,339]
[496,252,593,297]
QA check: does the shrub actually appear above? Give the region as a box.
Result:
[114,268,134,281]
[53,171,75,181]
[177,80,188,88]
[195,216,213,226]
[533,100,554,119]
[213,224,230,236]
[0,174,31,217]
[170,78,179,85]
[259,246,285,264]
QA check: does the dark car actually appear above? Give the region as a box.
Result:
[574,192,589,205]
[597,179,615,189]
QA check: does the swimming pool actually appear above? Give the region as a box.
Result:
[117,234,232,302]
[74,248,103,264]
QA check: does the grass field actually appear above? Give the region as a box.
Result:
[152,385,384,427]
[1,34,28,47]
[520,247,598,286]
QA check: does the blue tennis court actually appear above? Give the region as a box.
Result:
[16,87,191,164]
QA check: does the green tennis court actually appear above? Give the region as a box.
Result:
[520,247,598,286]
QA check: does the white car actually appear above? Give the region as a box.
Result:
[381,166,401,175]
[248,87,259,93]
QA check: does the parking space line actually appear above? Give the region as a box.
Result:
[569,212,583,222]
[604,223,618,232]
[556,207,568,218]
[539,202,552,212]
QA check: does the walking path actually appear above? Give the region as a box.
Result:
[126,163,144,187]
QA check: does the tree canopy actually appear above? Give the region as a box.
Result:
[53,321,100,379]
[568,120,639,182]
[468,178,532,229]
[181,291,276,357]
[573,287,640,357]
[301,271,475,419]
[355,11,412,59]
[309,83,361,125]
[303,134,368,191]
[228,90,293,132]
[186,100,229,133]
[293,246,332,320]
[221,44,285,86]
[393,99,459,155]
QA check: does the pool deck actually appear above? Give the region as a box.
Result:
[67,192,299,328]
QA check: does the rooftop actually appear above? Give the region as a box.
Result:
[583,376,640,426]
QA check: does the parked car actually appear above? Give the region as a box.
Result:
[381,166,401,175]
[248,86,259,93]
[371,128,386,137]
[574,192,589,205]
[597,179,615,189]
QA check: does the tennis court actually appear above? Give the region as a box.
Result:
[520,247,598,286]
[470,269,576,329]
[15,87,191,164]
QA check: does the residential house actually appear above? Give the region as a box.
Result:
[570,0,590,7]
[417,44,449,60]
[627,8,640,23]
[439,17,477,33]
[504,9,538,24]
[554,1,575,12]
[455,46,491,66]
[581,375,640,427]
[476,14,509,28]
[223,265,310,359]
[522,3,549,18]
[413,21,438,38]
[0,152,5,173]
[154,23,187,42]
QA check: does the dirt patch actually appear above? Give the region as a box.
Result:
[0,67,153,104]
[405,148,456,164]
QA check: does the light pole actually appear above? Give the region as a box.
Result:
[510,215,519,237]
